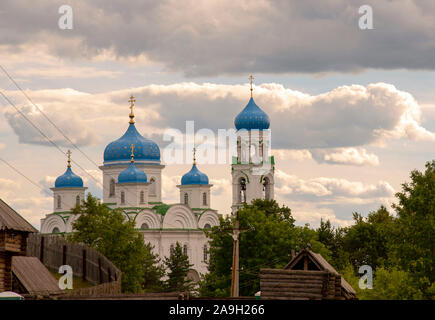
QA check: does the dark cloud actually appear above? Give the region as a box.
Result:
[1,0,435,76]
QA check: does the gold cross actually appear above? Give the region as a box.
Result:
[66,149,71,167]
[249,75,254,98]
[128,95,135,124]
[193,147,196,164]
[130,144,135,162]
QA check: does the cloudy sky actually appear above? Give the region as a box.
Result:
[1,0,435,229]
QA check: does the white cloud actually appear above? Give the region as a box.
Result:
[275,169,395,199]
[311,148,380,166]
[2,82,433,152]
[162,174,181,203]
[210,178,231,197]
[274,149,312,162]
[0,178,20,197]
[3,101,100,147]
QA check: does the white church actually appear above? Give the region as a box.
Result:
[40,82,275,279]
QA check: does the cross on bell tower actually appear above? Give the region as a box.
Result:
[128,95,136,124]
[249,75,254,98]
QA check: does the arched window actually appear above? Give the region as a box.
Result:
[141,223,149,229]
[170,244,174,255]
[57,195,61,209]
[183,244,188,256]
[52,227,60,234]
[140,191,145,204]
[76,195,80,206]
[121,191,125,204]
[204,223,211,229]
[203,245,208,262]
[109,179,115,197]
[184,193,188,205]
[263,177,271,200]
[149,178,156,196]
[202,192,207,206]
[239,178,247,203]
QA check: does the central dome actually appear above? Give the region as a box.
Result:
[104,123,160,164]
[234,97,270,130]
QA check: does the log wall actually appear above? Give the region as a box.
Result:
[0,251,12,292]
[260,269,344,300]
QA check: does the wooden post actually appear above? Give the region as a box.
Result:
[98,257,103,284]
[230,210,240,297]
[39,236,44,263]
[62,245,67,266]
[82,249,87,281]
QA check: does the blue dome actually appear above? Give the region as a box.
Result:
[181,164,209,185]
[55,167,84,188]
[118,162,148,184]
[234,97,270,130]
[104,123,160,164]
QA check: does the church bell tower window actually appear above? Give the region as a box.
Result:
[239,178,247,203]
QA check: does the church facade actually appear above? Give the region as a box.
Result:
[40,82,274,279]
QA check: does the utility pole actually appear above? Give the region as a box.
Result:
[230,210,240,297]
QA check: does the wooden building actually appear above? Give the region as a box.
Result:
[260,247,357,300]
[0,199,37,292]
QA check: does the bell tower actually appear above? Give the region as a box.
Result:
[231,76,275,214]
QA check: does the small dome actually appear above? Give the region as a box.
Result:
[181,164,209,185]
[104,123,160,164]
[118,162,148,184]
[234,97,270,130]
[55,167,83,188]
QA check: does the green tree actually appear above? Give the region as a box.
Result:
[341,265,425,300]
[142,242,165,292]
[341,207,394,271]
[200,199,329,297]
[164,242,193,292]
[316,219,348,271]
[70,194,164,293]
[391,161,435,298]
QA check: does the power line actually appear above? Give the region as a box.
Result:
[0,64,100,169]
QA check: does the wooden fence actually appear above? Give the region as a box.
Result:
[26,234,121,295]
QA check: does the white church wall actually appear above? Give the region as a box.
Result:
[142,229,210,276]
[51,188,86,213]
[116,183,149,208]
[134,210,162,229]
[163,205,198,229]
[40,214,66,234]
[178,185,212,209]
[198,210,220,229]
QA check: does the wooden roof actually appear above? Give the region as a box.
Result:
[12,256,62,294]
[284,248,356,296]
[0,198,37,233]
